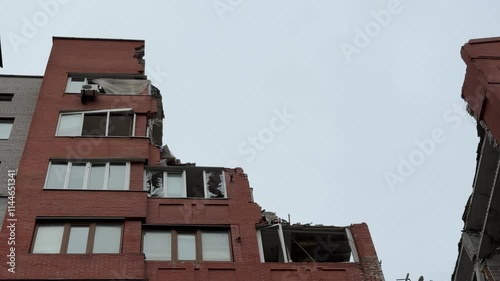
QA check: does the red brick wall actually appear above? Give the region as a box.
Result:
[461,38,500,141]
[0,38,384,280]
[0,38,158,279]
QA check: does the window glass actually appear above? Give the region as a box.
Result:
[58,114,82,136]
[0,118,14,139]
[143,231,171,260]
[33,225,64,253]
[46,163,67,189]
[108,163,126,190]
[108,113,132,136]
[88,164,105,189]
[68,163,86,189]
[186,170,204,198]
[206,171,225,198]
[202,232,231,261]
[166,173,183,197]
[66,77,86,93]
[45,161,129,190]
[177,233,196,260]
[93,225,121,253]
[82,113,106,136]
[146,170,164,197]
[67,226,89,254]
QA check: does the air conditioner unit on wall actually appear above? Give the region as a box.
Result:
[81,84,99,94]
[80,84,99,104]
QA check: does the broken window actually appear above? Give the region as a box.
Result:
[57,109,135,137]
[144,169,226,199]
[66,76,150,95]
[145,170,165,197]
[148,118,163,146]
[206,171,225,198]
[186,170,204,198]
[258,225,354,263]
[259,226,288,262]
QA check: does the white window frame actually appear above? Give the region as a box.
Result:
[203,170,227,198]
[44,161,130,190]
[257,224,291,263]
[65,77,89,93]
[345,228,359,262]
[142,229,231,262]
[56,108,135,137]
[147,170,226,199]
[165,171,187,197]
[33,222,122,254]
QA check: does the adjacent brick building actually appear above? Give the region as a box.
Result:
[0,75,41,232]
[453,37,500,280]
[0,37,385,280]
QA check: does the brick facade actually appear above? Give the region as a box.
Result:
[0,37,384,281]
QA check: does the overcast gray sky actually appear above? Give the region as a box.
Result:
[2,0,499,279]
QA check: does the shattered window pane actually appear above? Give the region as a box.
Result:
[144,169,227,199]
[145,170,164,197]
[206,171,225,198]
[186,170,204,198]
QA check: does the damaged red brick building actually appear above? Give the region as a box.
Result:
[453,37,500,280]
[0,37,385,281]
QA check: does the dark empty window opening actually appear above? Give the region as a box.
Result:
[259,225,354,263]
[290,230,352,262]
[0,94,13,101]
[260,226,287,262]
[186,170,205,198]
[82,113,106,136]
[108,112,133,136]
